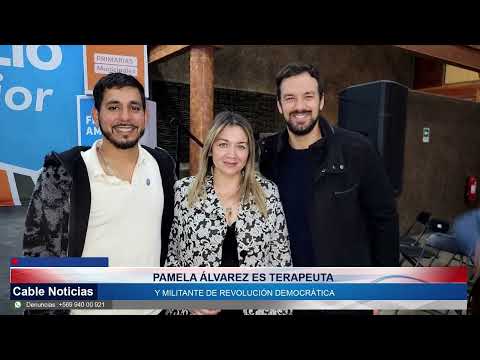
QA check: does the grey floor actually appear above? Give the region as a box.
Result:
[0,206,27,315]
[0,205,470,315]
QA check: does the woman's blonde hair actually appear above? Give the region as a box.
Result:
[187,111,267,217]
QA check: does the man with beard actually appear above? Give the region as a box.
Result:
[23,73,176,315]
[259,63,399,315]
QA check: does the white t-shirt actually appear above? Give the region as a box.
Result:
[71,140,163,315]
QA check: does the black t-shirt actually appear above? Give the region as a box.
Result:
[277,140,325,267]
[219,222,242,316]
[221,222,240,267]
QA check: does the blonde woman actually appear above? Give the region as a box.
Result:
[165,111,291,316]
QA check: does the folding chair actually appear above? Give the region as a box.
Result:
[423,219,473,266]
[399,211,436,266]
[422,218,477,315]
[398,216,475,315]
[400,211,431,246]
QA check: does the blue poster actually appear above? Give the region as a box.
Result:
[77,96,102,146]
[0,45,84,170]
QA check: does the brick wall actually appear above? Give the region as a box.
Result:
[151,81,285,163]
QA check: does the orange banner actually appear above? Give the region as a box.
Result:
[83,45,148,96]
[0,170,14,206]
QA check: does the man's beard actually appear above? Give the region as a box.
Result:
[99,122,145,149]
[286,113,319,136]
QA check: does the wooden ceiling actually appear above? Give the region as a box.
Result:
[394,45,480,102]
[148,45,223,63]
[394,45,480,72]
[149,45,191,63]
[147,45,480,103]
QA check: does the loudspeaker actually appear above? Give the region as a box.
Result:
[338,80,408,196]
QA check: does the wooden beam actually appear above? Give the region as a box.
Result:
[189,46,215,176]
[394,45,480,72]
[149,45,223,64]
[417,80,480,102]
[413,57,444,89]
[148,45,190,63]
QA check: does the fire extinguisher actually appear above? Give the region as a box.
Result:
[465,176,478,206]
